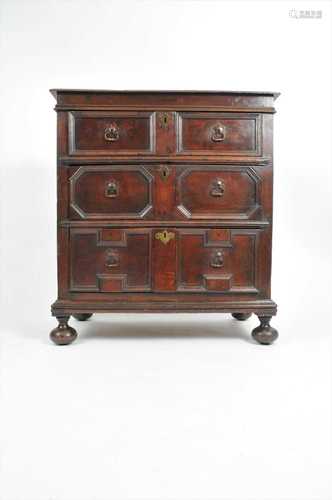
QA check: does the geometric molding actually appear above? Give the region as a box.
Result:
[69,228,152,292]
[177,165,262,220]
[68,111,156,156]
[177,228,259,293]
[176,112,262,156]
[69,165,153,219]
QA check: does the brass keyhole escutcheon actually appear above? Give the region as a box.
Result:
[159,112,170,130]
[159,165,170,181]
[155,230,175,245]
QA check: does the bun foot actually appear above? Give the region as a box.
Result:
[232,312,252,321]
[252,316,278,345]
[50,316,77,345]
[73,313,93,321]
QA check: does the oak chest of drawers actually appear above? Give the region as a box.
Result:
[50,90,279,345]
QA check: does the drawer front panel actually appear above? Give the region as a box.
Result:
[69,227,261,295]
[177,112,262,156]
[70,228,152,292]
[68,111,155,155]
[67,164,263,222]
[177,166,261,220]
[69,165,153,219]
[178,228,259,293]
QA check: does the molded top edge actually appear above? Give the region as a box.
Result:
[50,89,280,99]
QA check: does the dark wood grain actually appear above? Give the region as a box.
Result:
[178,229,259,293]
[69,165,153,219]
[51,89,279,112]
[152,229,177,291]
[177,166,261,220]
[50,90,279,344]
[68,111,155,155]
[178,112,261,156]
[70,228,151,292]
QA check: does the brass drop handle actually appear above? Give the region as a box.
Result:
[211,124,226,142]
[104,123,119,142]
[210,179,225,197]
[106,250,119,267]
[210,250,224,268]
[105,180,119,198]
[155,230,175,245]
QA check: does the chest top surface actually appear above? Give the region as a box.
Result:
[50,89,279,111]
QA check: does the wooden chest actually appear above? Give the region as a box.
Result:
[50,90,279,345]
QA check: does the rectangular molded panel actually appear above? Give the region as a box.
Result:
[177,228,260,293]
[68,111,155,155]
[177,112,262,156]
[70,228,152,292]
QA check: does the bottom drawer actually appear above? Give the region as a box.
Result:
[69,227,263,294]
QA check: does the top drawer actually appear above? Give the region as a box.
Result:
[66,110,263,158]
[68,111,155,156]
[177,112,262,156]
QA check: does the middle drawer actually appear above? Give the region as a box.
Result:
[68,164,263,221]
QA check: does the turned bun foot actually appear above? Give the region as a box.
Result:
[232,312,252,321]
[252,316,278,345]
[73,313,93,321]
[50,316,77,345]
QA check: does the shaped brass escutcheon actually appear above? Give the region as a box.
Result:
[155,230,175,245]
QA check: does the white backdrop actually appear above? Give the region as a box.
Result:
[1,1,332,500]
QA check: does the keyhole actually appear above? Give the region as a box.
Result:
[160,166,170,180]
[160,113,169,129]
